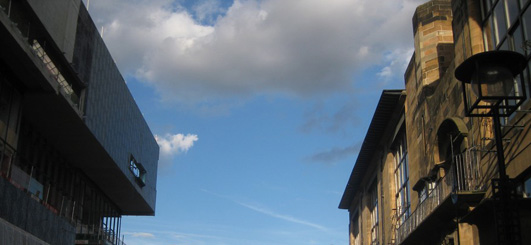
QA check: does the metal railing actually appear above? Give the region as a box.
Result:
[0,0,82,110]
[76,223,126,245]
[1,150,125,245]
[396,149,486,244]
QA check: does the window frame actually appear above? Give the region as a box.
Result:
[393,127,411,226]
[129,155,146,187]
[481,0,531,123]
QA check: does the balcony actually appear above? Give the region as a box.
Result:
[396,149,487,244]
[0,0,84,113]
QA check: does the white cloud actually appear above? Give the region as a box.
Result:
[192,0,225,24]
[86,0,427,105]
[154,133,198,171]
[156,133,198,157]
[377,47,415,83]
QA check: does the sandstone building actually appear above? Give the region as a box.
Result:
[340,0,531,244]
[0,0,159,244]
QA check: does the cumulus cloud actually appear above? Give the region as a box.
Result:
[154,133,198,170]
[156,133,199,157]
[192,0,226,24]
[86,0,425,105]
[377,47,415,84]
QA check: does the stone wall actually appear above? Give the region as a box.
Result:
[405,0,455,212]
[413,0,454,88]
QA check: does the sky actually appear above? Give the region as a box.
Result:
[84,0,427,244]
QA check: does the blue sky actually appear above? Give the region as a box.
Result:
[85,0,426,244]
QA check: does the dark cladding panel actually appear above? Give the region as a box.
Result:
[0,178,76,245]
[72,5,158,213]
[72,5,96,85]
[26,0,80,62]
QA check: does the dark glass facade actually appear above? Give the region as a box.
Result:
[0,0,159,244]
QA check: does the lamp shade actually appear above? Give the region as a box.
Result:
[455,51,527,84]
[470,64,515,101]
[455,50,527,117]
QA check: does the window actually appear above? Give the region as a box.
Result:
[517,174,531,198]
[524,177,531,197]
[369,181,379,244]
[394,129,410,225]
[481,0,531,103]
[0,75,22,148]
[419,181,435,203]
[129,155,146,187]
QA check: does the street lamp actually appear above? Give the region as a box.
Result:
[455,50,527,178]
[455,50,527,118]
[455,50,527,245]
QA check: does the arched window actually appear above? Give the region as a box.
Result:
[436,118,484,192]
[436,118,469,164]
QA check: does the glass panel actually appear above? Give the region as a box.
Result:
[506,0,520,25]
[485,0,493,11]
[394,171,398,193]
[521,0,530,8]
[512,23,525,54]
[0,0,9,14]
[522,5,531,44]
[524,177,531,198]
[499,38,510,50]
[396,166,404,185]
[6,90,20,147]
[522,8,531,48]
[494,0,509,45]
[402,163,407,185]
[482,0,492,19]
[525,65,531,99]
[0,145,14,177]
[8,0,30,39]
[0,82,12,140]
[484,16,496,51]
[515,71,524,97]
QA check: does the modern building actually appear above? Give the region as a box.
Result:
[0,0,159,244]
[340,0,531,244]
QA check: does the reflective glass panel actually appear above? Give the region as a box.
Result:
[494,1,508,45]
[506,0,520,24]
[524,6,531,41]
[512,24,525,54]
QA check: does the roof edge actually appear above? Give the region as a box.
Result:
[339,89,406,209]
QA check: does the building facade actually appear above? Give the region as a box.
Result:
[340,0,531,244]
[0,0,159,244]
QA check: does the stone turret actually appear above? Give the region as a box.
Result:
[413,0,454,88]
